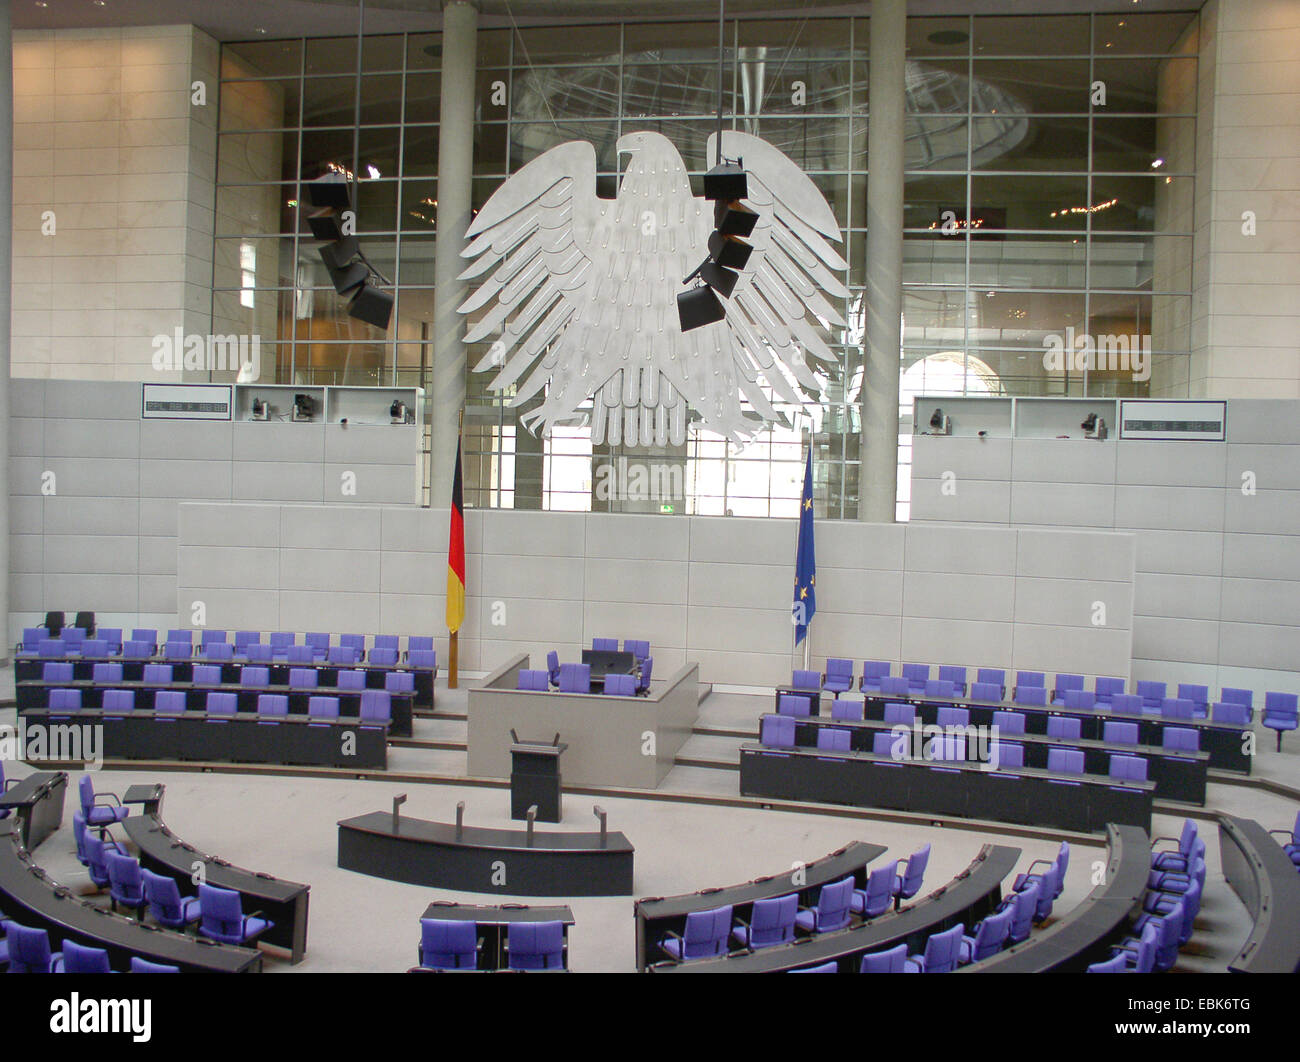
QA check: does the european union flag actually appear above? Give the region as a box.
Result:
[793,446,816,645]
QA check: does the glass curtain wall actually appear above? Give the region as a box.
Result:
[215,10,1197,517]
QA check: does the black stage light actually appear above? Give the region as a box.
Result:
[703,161,748,201]
[698,259,740,299]
[714,199,758,238]
[930,408,945,429]
[325,259,369,296]
[308,172,351,211]
[319,235,359,271]
[707,230,752,272]
[677,285,727,331]
[348,283,394,329]
[308,211,345,242]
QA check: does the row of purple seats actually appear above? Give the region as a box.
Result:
[48,687,392,724]
[591,637,651,665]
[41,661,415,698]
[523,658,652,696]
[416,918,565,971]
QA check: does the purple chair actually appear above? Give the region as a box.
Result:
[976,668,1006,698]
[604,673,637,696]
[1063,688,1096,710]
[408,648,438,672]
[879,675,911,698]
[970,681,1003,703]
[369,647,400,667]
[1211,701,1251,726]
[79,774,127,828]
[233,631,260,654]
[517,669,550,691]
[635,657,653,695]
[407,636,435,655]
[1047,716,1082,741]
[204,642,234,662]
[883,702,915,727]
[936,705,968,728]
[1177,683,1209,718]
[61,940,112,974]
[901,663,930,693]
[1000,880,1040,944]
[48,688,82,715]
[7,925,64,972]
[778,693,812,718]
[903,923,964,973]
[42,662,73,683]
[360,689,392,727]
[102,690,135,717]
[162,640,191,660]
[142,869,201,929]
[99,628,123,655]
[830,699,864,722]
[1221,687,1253,709]
[288,668,318,690]
[938,665,967,695]
[794,876,854,934]
[206,692,237,720]
[659,905,732,961]
[989,740,1023,769]
[859,943,909,973]
[731,894,797,950]
[1108,753,1148,785]
[308,696,340,723]
[328,645,361,666]
[239,667,270,689]
[1162,727,1199,754]
[1262,692,1299,751]
[958,904,1013,964]
[154,691,186,717]
[823,658,854,696]
[893,843,931,908]
[269,632,296,657]
[558,664,591,694]
[1048,747,1085,775]
[816,728,850,755]
[924,679,957,701]
[92,662,123,684]
[286,644,315,664]
[305,632,330,660]
[257,694,289,724]
[340,634,367,660]
[992,710,1025,735]
[1094,677,1125,706]
[1086,953,1131,973]
[791,669,821,690]
[1014,685,1048,706]
[105,850,146,917]
[338,669,366,691]
[244,643,273,663]
[142,663,173,687]
[130,958,181,973]
[81,639,108,658]
[592,637,619,653]
[1151,820,1198,872]
[1135,680,1167,711]
[759,715,796,749]
[506,921,566,971]
[197,884,273,946]
[192,664,221,685]
[1051,674,1085,705]
[419,918,480,970]
[850,860,899,918]
[122,639,153,659]
[1103,720,1139,745]
[546,650,561,687]
[1160,697,1194,721]
[624,639,650,665]
[860,661,891,692]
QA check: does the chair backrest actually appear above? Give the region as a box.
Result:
[360,689,392,723]
[604,673,637,697]
[63,939,113,974]
[1047,716,1082,741]
[747,893,798,948]
[154,690,186,715]
[1014,686,1047,706]
[825,658,854,683]
[1177,683,1209,709]
[1136,680,1166,704]
[936,705,968,728]
[517,669,550,691]
[340,634,366,654]
[240,666,270,688]
[625,639,650,663]
[142,663,173,685]
[830,699,864,721]
[1063,689,1096,709]
[142,868,186,923]
[777,693,811,717]
[1110,693,1142,714]
[636,657,653,693]
[558,663,591,694]
[244,643,273,662]
[206,692,238,716]
[1221,687,1253,708]
[1048,747,1084,774]
[91,662,123,684]
[1264,691,1300,718]
[592,637,619,652]
[1162,726,1199,753]
[198,884,245,939]
[1054,674,1084,696]
[1160,697,1194,720]
[861,860,899,917]
[166,628,192,645]
[1016,671,1045,689]
[1103,720,1139,745]
[969,906,1014,961]
[305,632,331,656]
[407,636,434,653]
[880,675,910,697]
[106,850,143,900]
[861,660,891,684]
[970,681,1003,703]
[1176,818,1198,855]
[102,689,135,714]
[289,667,318,689]
[407,649,437,670]
[9,924,56,972]
[234,630,260,648]
[99,628,123,653]
[308,695,340,721]
[811,877,854,931]
[927,732,966,761]
[42,661,74,683]
[992,710,1025,735]
[122,639,152,658]
[1006,881,1039,943]
[201,630,228,646]
[61,627,86,646]
[883,702,915,726]
[902,663,930,687]
[1211,701,1251,726]
[1108,753,1147,782]
[507,920,567,970]
[872,731,901,757]
[1094,676,1125,702]
[19,627,47,652]
[989,740,1023,769]
[271,631,297,651]
[328,645,360,665]
[922,923,965,973]
[759,715,796,749]
[49,687,82,711]
[369,647,400,666]
[205,642,234,661]
[859,943,908,973]
[161,640,191,659]
[257,694,289,719]
[130,957,181,973]
[1086,953,1129,974]
[816,727,850,753]
[925,679,957,701]
[977,667,1006,689]
[898,844,931,900]
[938,665,967,688]
[546,650,560,679]
[81,639,108,658]
[420,918,479,969]
[791,669,821,689]
[337,669,366,691]
[192,664,221,685]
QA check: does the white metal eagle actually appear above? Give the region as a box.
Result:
[458,130,848,446]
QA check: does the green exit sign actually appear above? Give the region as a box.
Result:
[660,503,675,514]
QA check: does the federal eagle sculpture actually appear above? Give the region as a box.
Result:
[458,130,848,446]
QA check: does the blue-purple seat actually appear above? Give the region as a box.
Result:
[759,715,796,749]
[991,710,1025,735]
[506,921,566,971]
[92,662,123,684]
[105,850,146,917]
[893,844,931,908]
[270,632,296,658]
[778,693,811,717]
[131,957,180,973]
[142,663,173,687]
[102,690,134,717]
[830,698,864,721]
[84,833,124,890]
[883,702,915,726]
[1177,683,1209,718]
[288,668,317,690]
[1108,753,1148,786]
[958,904,1013,964]
[308,695,340,723]
[407,648,437,672]
[360,689,392,727]
[1262,692,1299,750]
[989,740,1023,769]
[659,906,731,962]
[162,640,191,660]
[1086,953,1130,973]
[1014,685,1047,706]
[1064,688,1096,710]
[850,860,898,918]
[79,774,127,828]
[42,662,73,683]
[1047,716,1082,741]
[1151,820,1198,873]
[592,637,618,653]
[1051,673,1084,705]
[903,923,963,973]
[338,669,366,691]
[794,876,853,934]
[731,893,797,950]
[1000,879,1040,944]
[99,628,123,654]
[1221,687,1253,709]
[197,884,273,945]
[558,664,591,694]
[976,668,1006,698]
[61,940,112,974]
[1162,727,1199,754]
[1094,676,1125,706]
[879,675,910,698]
[1136,680,1166,712]
[154,691,186,717]
[936,705,968,728]
[204,641,235,662]
[1103,720,1139,745]
[1211,701,1251,726]
[369,647,400,666]
[206,691,238,720]
[635,657,653,695]
[240,666,270,689]
[257,694,289,723]
[604,673,637,696]
[624,639,650,665]
[938,665,967,695]
[419,918,479,970]
[901,663,930,694]
[860,660,891,692]
[517,669,550,691]
[7,925,63,972]
[340,634,367,660]
[192,664,221,685]
[81,639,108,658]
[234,631,260,654]
[924,679,957,701]
[305,632,330,660]
[1048,747,1084,775]
[823,658,854,696]
[969,681,1002,703]
[791,669,820,690]
[816,728,850,755]
[859,943,909,973]
[328,645,361,666]
[244,643,273,663]
[546,650,560,687]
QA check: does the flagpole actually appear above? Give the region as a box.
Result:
[448,408,463,690]
[802,421,811,673]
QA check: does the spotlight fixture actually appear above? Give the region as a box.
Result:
[678,155,759,333]
[1082,413,1108,440]
[306,172,394,330]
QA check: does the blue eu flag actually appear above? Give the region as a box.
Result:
[793,446,816,645]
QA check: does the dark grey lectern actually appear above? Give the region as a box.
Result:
[510,733,567,823]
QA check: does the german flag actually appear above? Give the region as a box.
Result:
[446,432,466,635]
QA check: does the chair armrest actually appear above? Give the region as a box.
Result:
[93,793,123,807]
[1267,828,1297,843]
[1021,858,1052,876]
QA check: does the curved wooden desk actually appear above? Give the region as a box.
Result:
[125,813,310,964]
[1219,815,1300,973]
[337,811,634,896]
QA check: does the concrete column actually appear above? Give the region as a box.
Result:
[0,0,12,658]
[430,0,477,504]
[858,0,905,522]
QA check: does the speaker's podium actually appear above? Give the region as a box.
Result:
[509,731,567,823]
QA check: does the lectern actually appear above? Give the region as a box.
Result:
[509,733,567,823]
